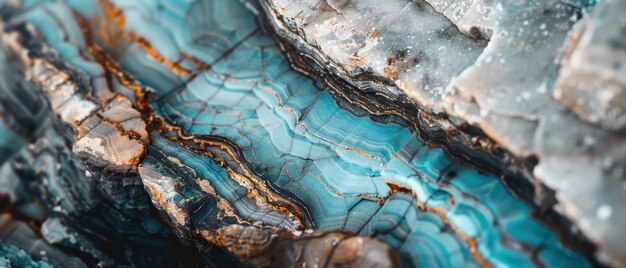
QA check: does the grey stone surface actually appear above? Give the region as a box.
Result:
[553,0,626,131]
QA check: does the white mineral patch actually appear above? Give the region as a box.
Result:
[139,166,189,227]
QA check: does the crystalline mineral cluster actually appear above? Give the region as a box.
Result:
[0,0,624,267]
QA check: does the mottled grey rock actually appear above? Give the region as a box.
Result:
[554,0,626,131]
[259,0,487,105]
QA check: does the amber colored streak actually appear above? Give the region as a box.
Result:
[180,51,210,70]
[384,181,494,268]
[99,0,207,76]
[195,178,244,222]
[102,117,145,143]
[131,36,193,76]
[198,229,272,257]
[73,11,307,229]
[98,0,125,27]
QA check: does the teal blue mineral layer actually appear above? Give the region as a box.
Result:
[0,244,53,268]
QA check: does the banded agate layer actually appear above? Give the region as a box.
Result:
[0,0,608,267]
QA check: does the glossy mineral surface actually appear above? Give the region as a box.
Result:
[0,0,622,267]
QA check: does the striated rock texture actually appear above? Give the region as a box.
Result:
[0,0,621,267]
